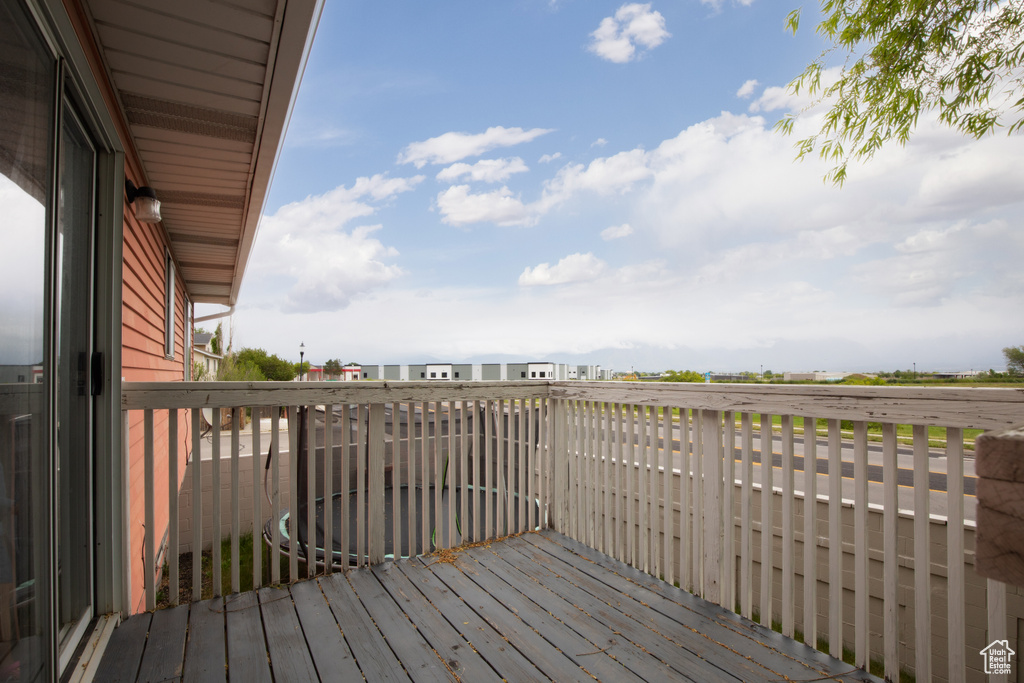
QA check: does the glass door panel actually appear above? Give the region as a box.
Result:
[0,2,57,681]
[56,104,96,660]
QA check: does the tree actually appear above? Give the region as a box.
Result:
[210,322,223,355]
[779,1,1024,185]
[216,354,266,381]
[231,347,296,381]
[324,358,342,379]
[659,369,704,382]
[1005,345,1024,375]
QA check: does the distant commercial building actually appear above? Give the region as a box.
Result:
[784,372,853,382]
[350,362,613,381]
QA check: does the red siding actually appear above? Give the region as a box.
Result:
[122,201,191,613]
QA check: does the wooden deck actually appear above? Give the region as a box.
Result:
[93,530,879,682]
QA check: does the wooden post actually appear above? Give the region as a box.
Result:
[252,407,262,587]
[168,410,178,606]
[144,410,155,611]
[702,409,721,606]
[369,403,385,564]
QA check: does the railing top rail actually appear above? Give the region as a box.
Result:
[549,381,1024,431]
[121,380,551,410]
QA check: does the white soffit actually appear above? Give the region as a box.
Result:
[85,0,323,304]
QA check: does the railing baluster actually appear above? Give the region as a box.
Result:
[828,418,842,658]
[626,404,635,567]
[231,408,241,592]
[782,414,795,638]
[802,415,817,649]
[192,408,202,601]
[471,400,480,541]
[601,401,611,553]
[420,401,428,552]
[759,412,771,624]
[168,409,178,606]
[323,404,333,573]
[694,409,704,593]
[212,413,222,595]
[369,403,385,564]
[946,426,964,682]
[648,406,658,577]
[882,422,899,680]
[588,401,597,549]
[614,403,624,563]
[306,404,316,578]
[485,399,493,541]
[639,406,649,574]
[144,409,155,611]
[497,399,506,538]
[511,398,518,535]
[988,579,1008,683]
[528,399,536,532]
[912,424,931,680]
[436,401,444,548]
[450,400,457,547]
[252,407,262,587]
[572,400,581,542]
[703,409,722,605]
[287,407,298,580]
[853,420,869,667]
[270,410,280,585]
[356,404,366,568]
[460,401,469,541]
[679,408,691,593]
[740,412,753,618]
[516,398,524,534]
[552,399,565,533]
[664,406,674,589]
[722,410,734,613]
[567,401,577,541]
[340,404,350,570]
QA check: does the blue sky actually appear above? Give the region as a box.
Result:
[201,0,1024,374]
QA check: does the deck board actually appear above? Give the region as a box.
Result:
[371,561,501,682]
[91,611,150,682]
[136,603,187,683]
[224,592,271,683]
[259,586,319,681]
[318,572,411,682]
[395,557,544,681]
[95,531,881,682]
[290,579,362,683]
[182,599,225,683]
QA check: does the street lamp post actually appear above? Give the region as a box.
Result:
[299,341,305,382]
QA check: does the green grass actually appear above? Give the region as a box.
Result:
[158,531,300,606]
[746,609,916,683]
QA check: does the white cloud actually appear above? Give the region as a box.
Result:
[436,185,536,226]
[436,157,529,183]
[701,0,756,9]
[736,79,759,98]
[519,253,608,286]
[601,223,634,240]
[398,126,554,167]
[539,153,562,163]
[592,138,608,147]
[247,174,422,312]
[588,3,670,63]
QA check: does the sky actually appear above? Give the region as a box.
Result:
[198,0,1024,374]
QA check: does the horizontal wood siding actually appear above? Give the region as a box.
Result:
[122,202,190,613]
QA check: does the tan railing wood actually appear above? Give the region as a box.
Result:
[121,380,1024,682]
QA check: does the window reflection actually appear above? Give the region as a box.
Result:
[0,1,56,680]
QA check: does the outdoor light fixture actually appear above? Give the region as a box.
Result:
[299,342,305,382]
[125,179,161,223]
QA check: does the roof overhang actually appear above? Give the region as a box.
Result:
[82,0,323,304]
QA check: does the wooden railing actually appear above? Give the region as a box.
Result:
[122,380,1024,682]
